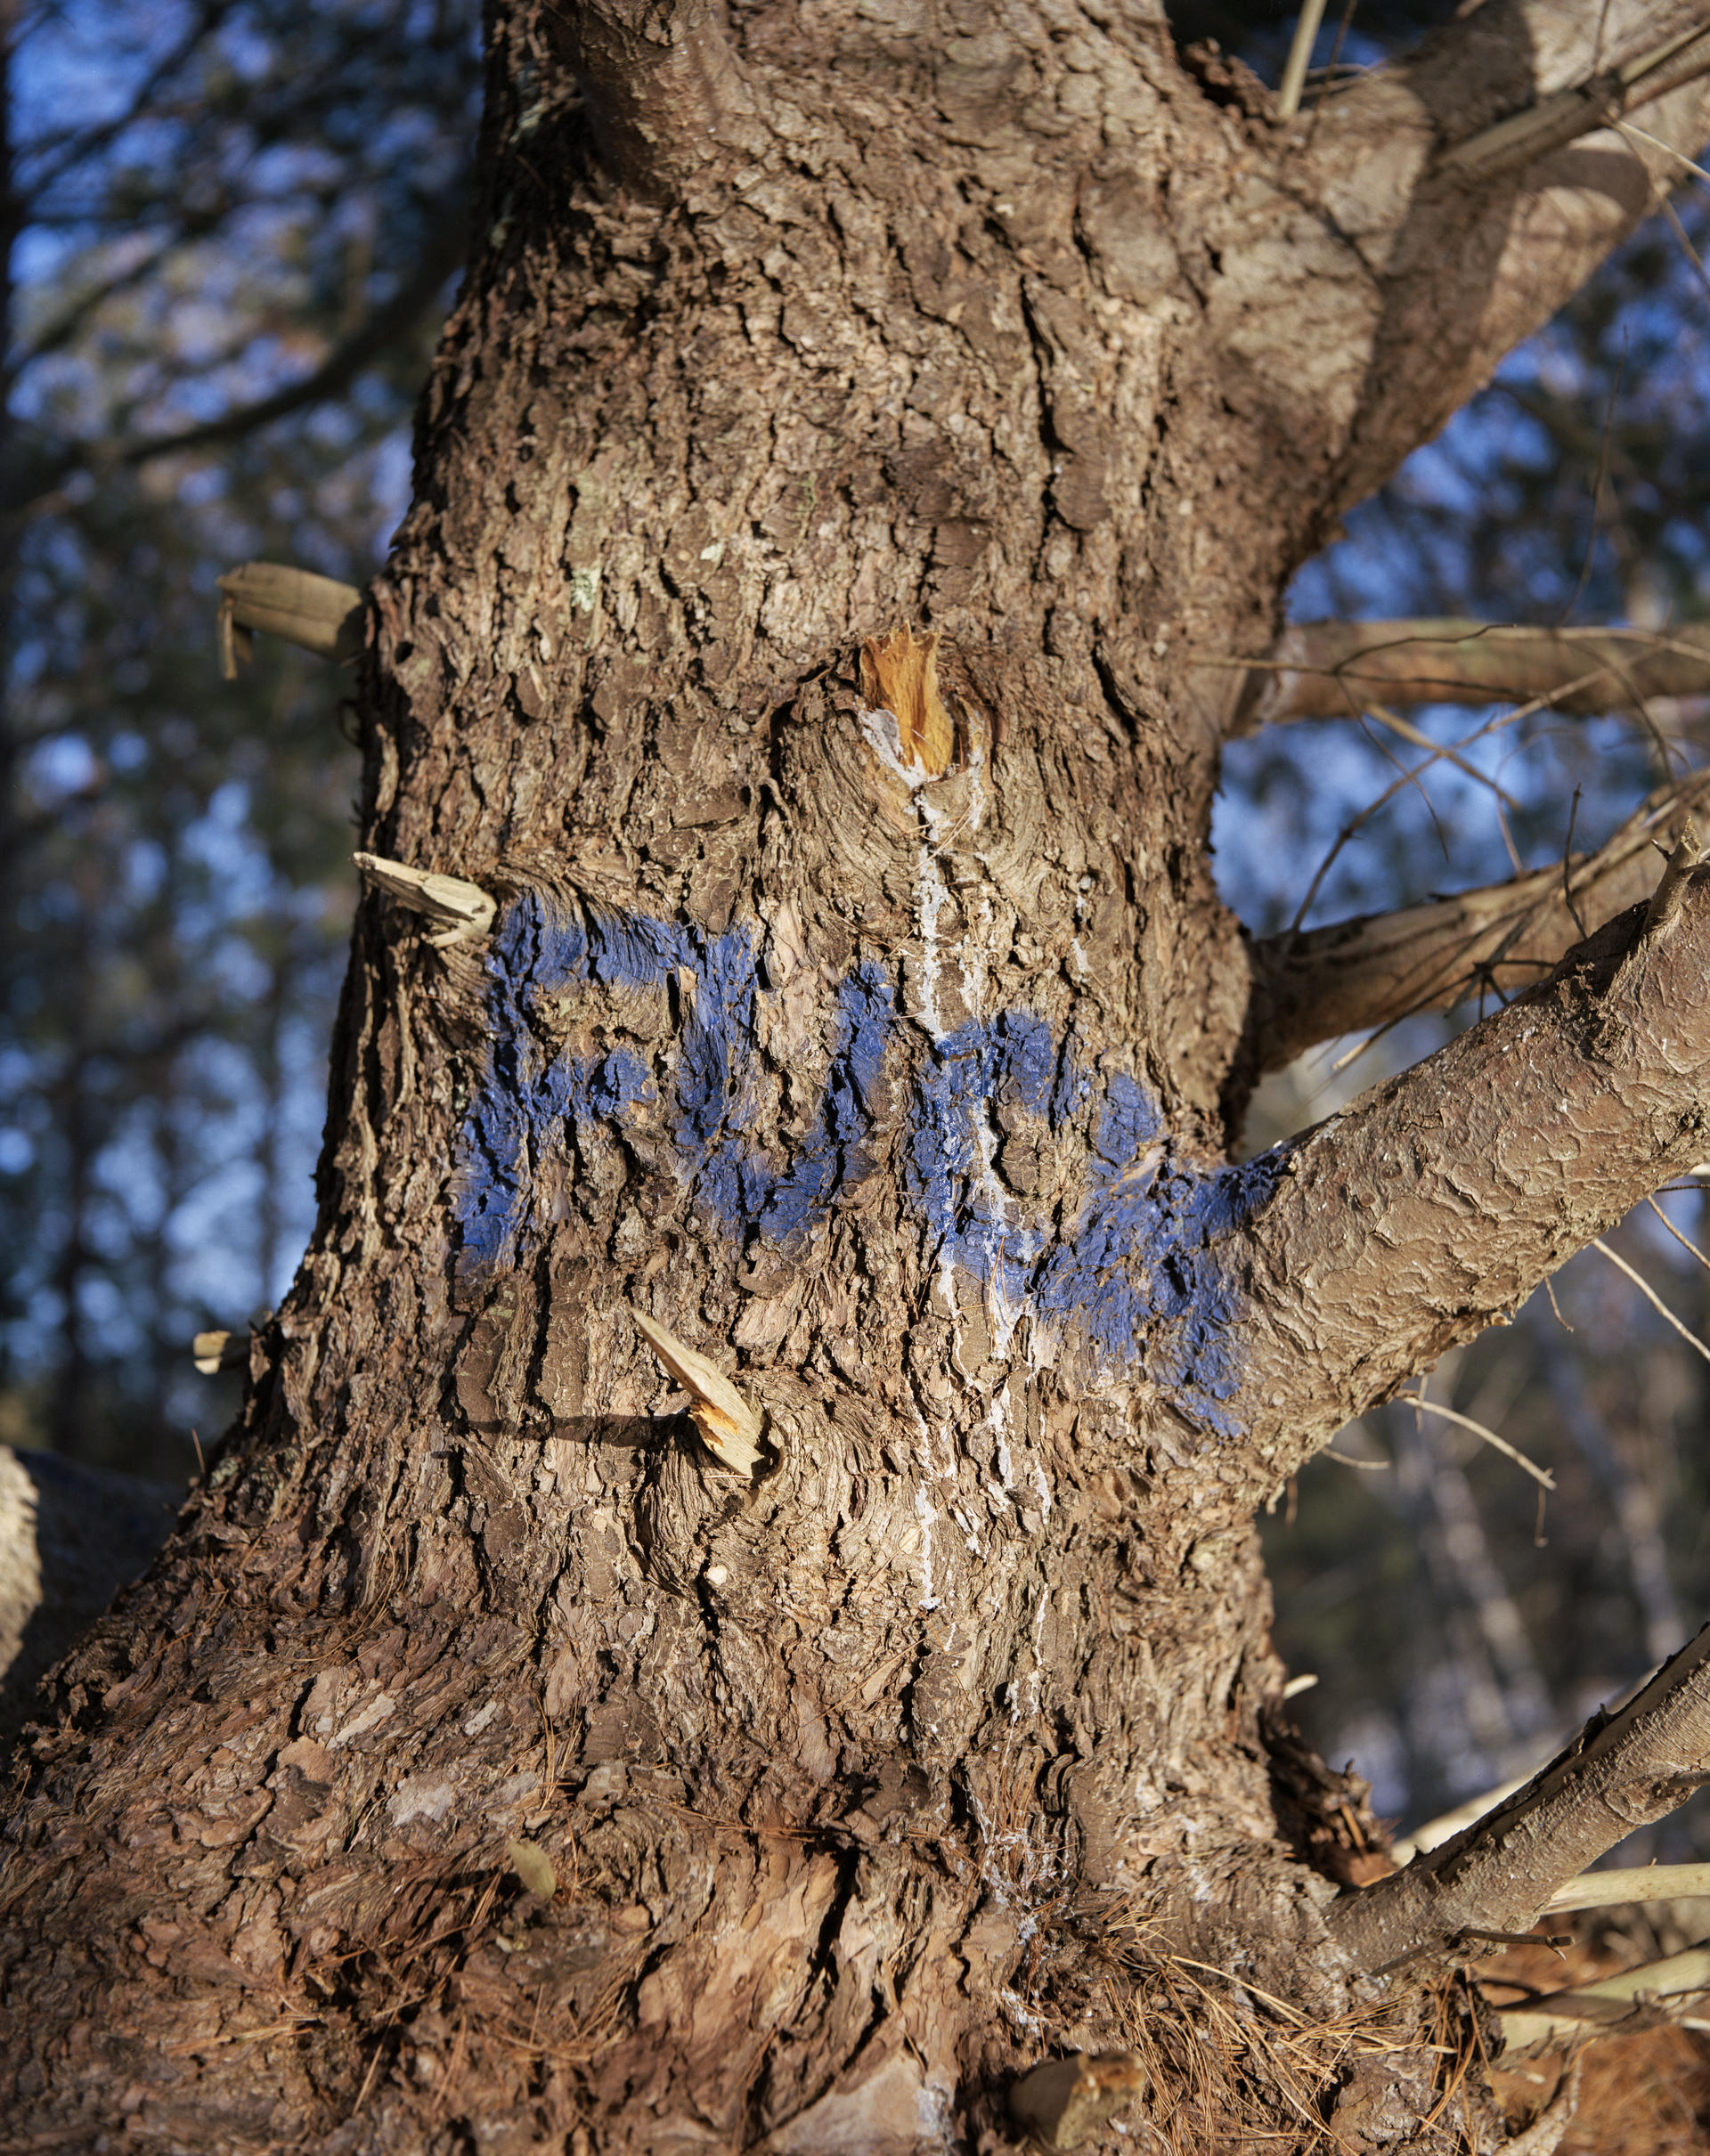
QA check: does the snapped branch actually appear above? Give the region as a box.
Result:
[1220,866,1710,1475]
[1243,773,1710,1074]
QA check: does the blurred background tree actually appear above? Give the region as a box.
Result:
[1,0,479,1475]
[3,0,1707,1856]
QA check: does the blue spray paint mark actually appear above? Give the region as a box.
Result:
[458,895,588,1269]
[1033,1136,1282,1435]
[456,896,1285,1430]
[758,963,898,1241]
[904,1009,1054,1293]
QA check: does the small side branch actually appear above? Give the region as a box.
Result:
[1244,775,1710,1073]
[1222,621,1710,734]
[1329,1619,1710,1973]
[1438,20,1710,184]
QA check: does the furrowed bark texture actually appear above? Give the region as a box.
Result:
[1226,880,1710,1473]
[4,3,1709,2152]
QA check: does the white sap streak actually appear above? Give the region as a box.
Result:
[859,696,951,1049]
[986,1269,1023,1363]
[913,1401,957,1519]
[882,704,1046,1546]
[857,701,924,791]
[933,1247,973,1400]
[914,1483,941,1611]
[999,1988,1045,2041]
[988,1386,1014,1491]
[916,795,951,1046]
[1011,1589,1047,1723]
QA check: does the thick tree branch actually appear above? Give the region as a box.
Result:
[1292,0,1710,508]
[1221,869,1710,1476]
[1243,772,1710,1073]
[1222,620,1710,732]
[1328,1617,1710,1973]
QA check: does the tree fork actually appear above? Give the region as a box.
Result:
[5,2,1710,2150]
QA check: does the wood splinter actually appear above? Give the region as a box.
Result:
[630,1308,766,1475]
[217,561,363,678]
[191,1329,248,1376]
[353,852,496,946]
[859,623,955,774]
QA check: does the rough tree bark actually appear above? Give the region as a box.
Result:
[5,3,1710,2151]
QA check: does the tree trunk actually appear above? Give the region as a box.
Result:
[7,4,1710,2150]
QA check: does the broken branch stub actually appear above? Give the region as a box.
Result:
[630,1308,765,1475]
[1644,814,1703,936]
[859,624,954,774]
[191,1330,247,1376]
[217,562,363,678]
[352,853,496,947]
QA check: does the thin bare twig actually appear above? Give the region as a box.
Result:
[1592,1237,1710,1365]
[1643,1193,1710,1274]
[1561,787,1589,940]
[1613,114,1710,188]
[1365,699,1519,809]
[1283,669,1615,936]
[1276,0,1330,118]
[1403,1394,1555,1491]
